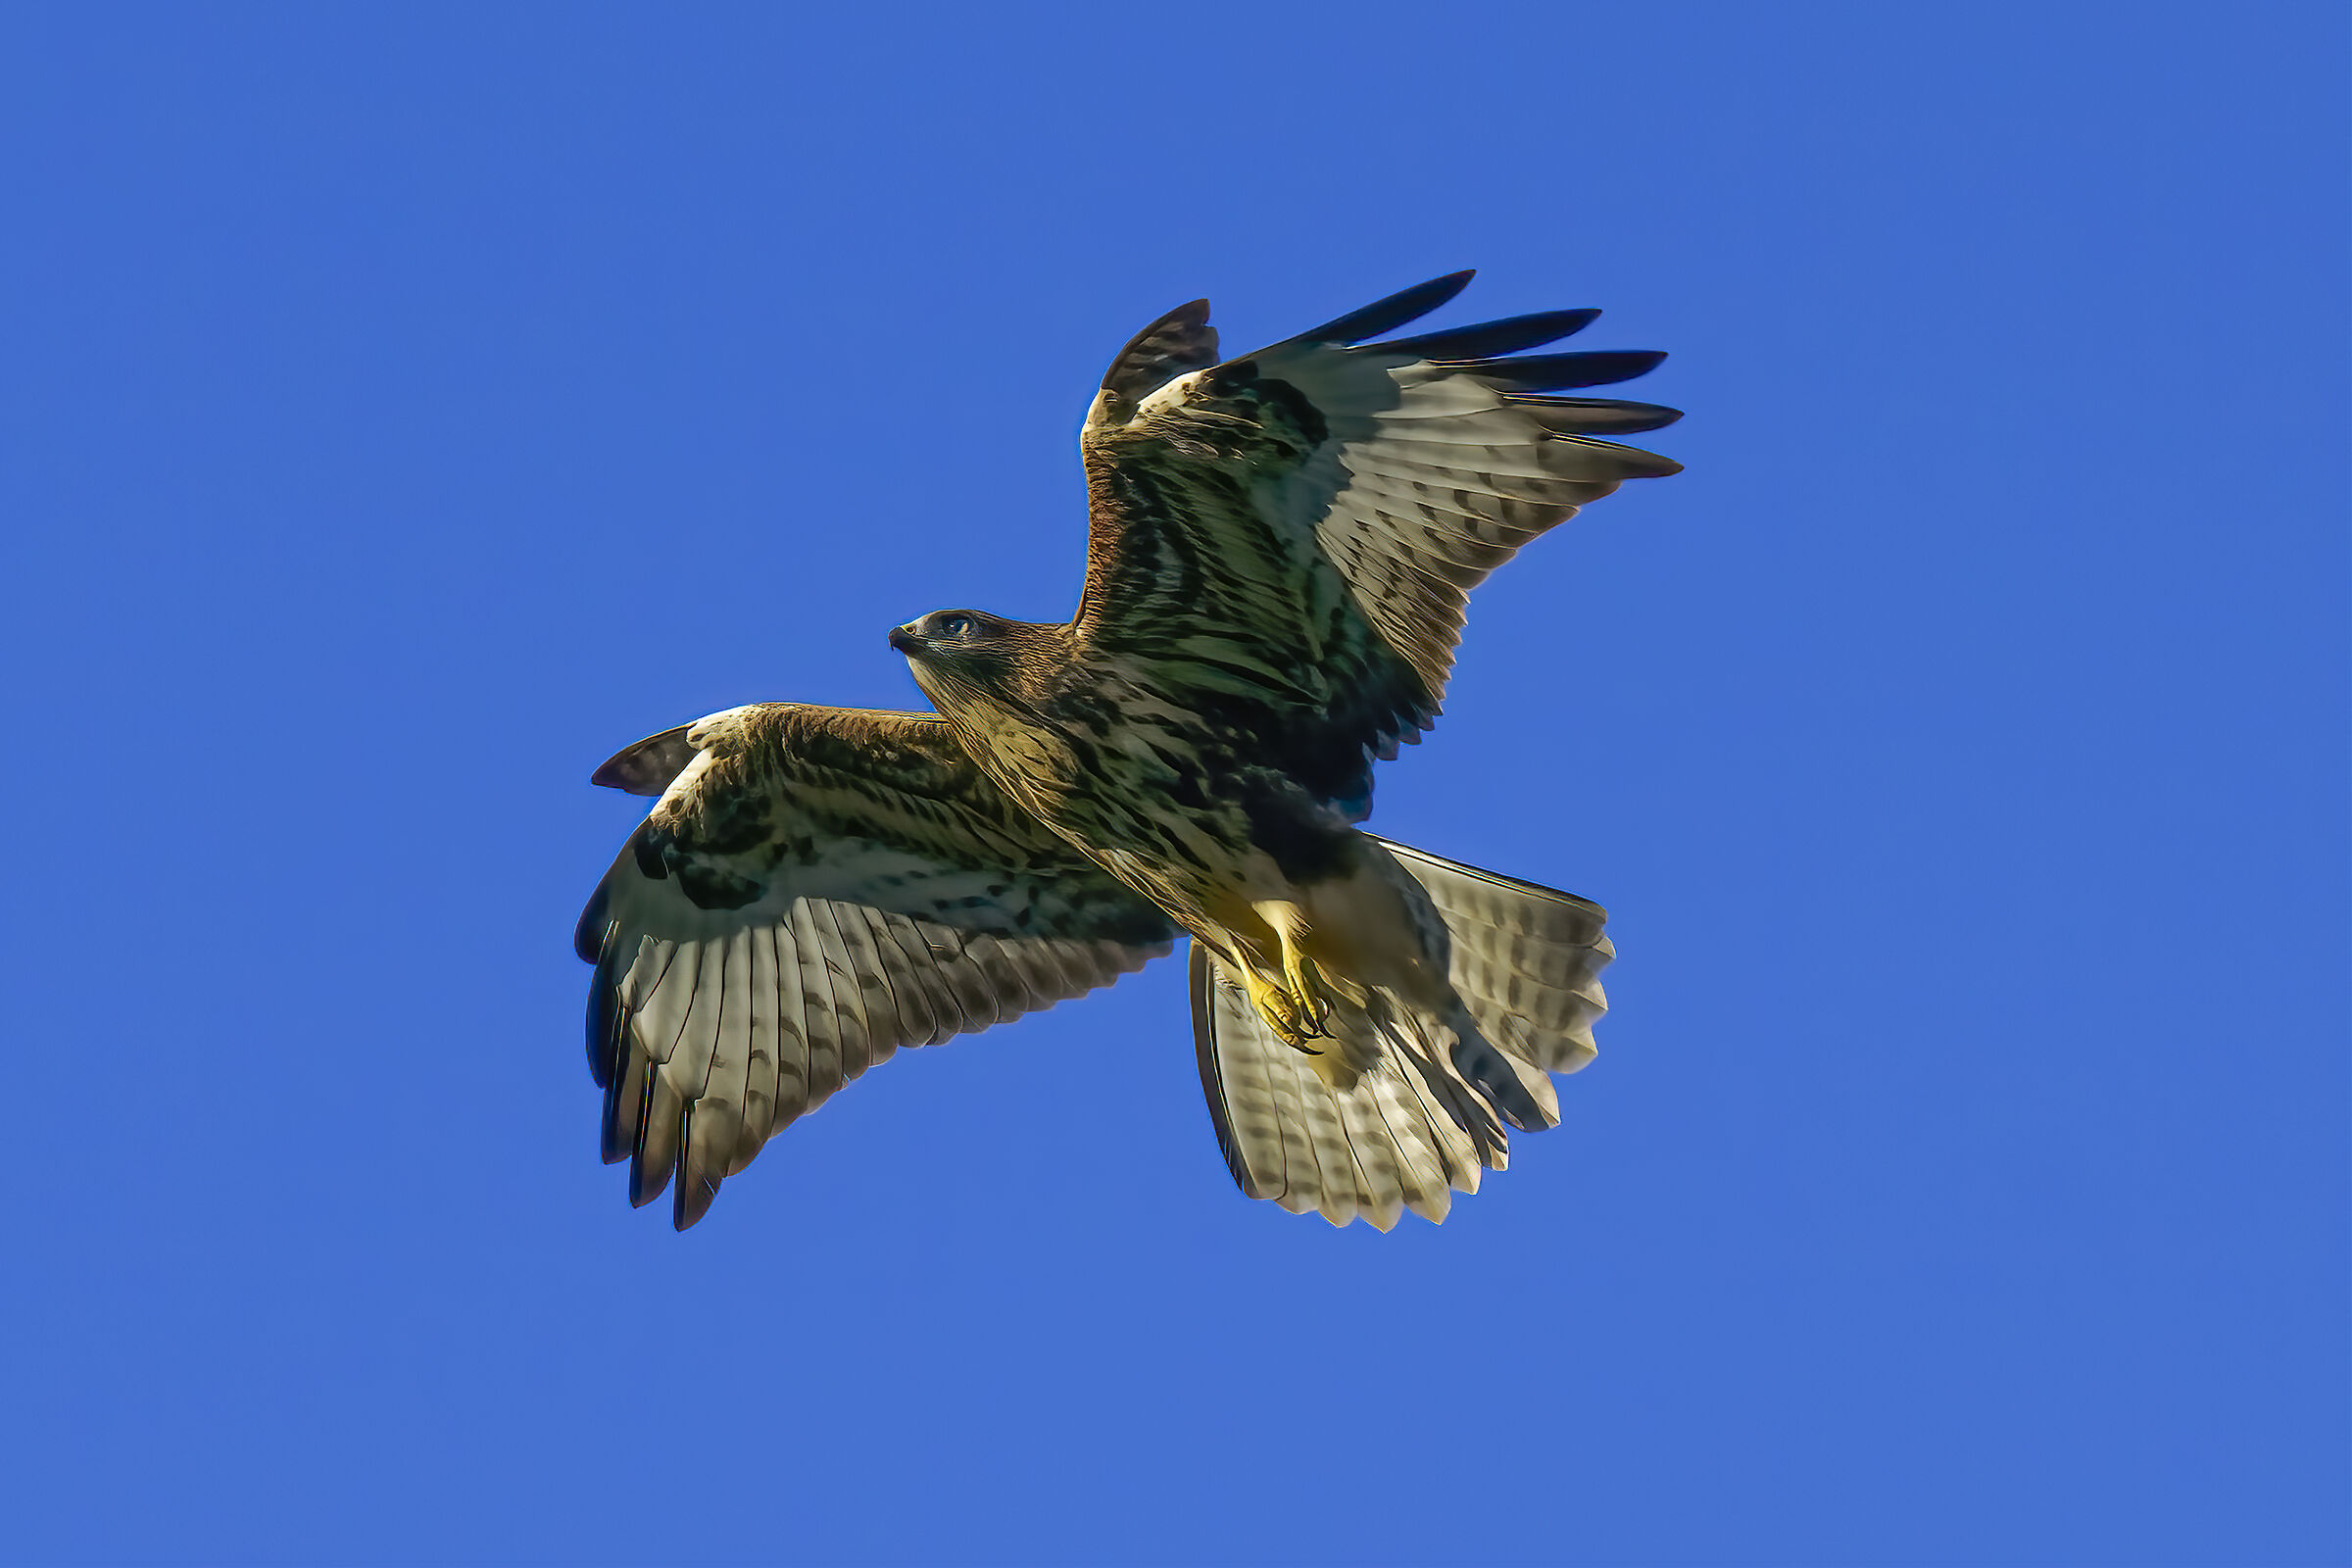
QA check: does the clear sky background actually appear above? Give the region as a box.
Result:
[2,5,2342,1566]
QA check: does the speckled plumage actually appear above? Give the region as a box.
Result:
[577,273,1678,1228]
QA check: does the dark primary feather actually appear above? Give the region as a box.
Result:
[1375,307,1599,361]
[1293,270,1475,345]
[1509,395,1684,435]
[575,703,1176,1227]
[1469,349,1668,391]
[1073,272,1680,824]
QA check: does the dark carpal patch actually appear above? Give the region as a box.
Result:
[636,820,765,911]
[677,859,763,911]
[632,828,669,880]
[1240,374,1329,457]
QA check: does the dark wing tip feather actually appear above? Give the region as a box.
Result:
[626,1061,677,1205]
[1296,270,1476,345]
[674,1179,718,1230]
[600,1047,640,1164]
[1375,308,1599,361]
[1475,349,1668,392]
[673,1109,721,1230]
[1558,436,1683,478]
[584,925,624,1086]
[1508,394,1684,435]
[628,1137,671,1209]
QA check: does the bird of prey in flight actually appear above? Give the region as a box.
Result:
[575,270,1680,1230]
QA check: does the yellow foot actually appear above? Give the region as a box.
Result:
[1242,897,1354,1050]
[1283,948,1335,1041]
[1240,964,1328,1052]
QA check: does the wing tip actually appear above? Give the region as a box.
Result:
[1380,305,1601,362]
[673,1176,719,1229]
[1509,396,1685,437]
[1468,347,1671,395]
[628,1159,671,1209]
[1562,440,1681,479]
[1297,270,1479,346]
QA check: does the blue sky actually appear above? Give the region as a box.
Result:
[2,5,2343,1565]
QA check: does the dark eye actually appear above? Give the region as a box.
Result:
[938,614,973,638]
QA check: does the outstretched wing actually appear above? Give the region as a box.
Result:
[1075,270,1679,818]
[574,703,1176,1228]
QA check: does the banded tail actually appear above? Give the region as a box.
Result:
[1190,837,1612,1229]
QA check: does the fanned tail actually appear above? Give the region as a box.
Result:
[1373,837,1613,1081]
[1188,838,1613,1229]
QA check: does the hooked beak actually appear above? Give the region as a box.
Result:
[888,625,921,656]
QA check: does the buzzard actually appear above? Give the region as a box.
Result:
[575,271,1679,1229]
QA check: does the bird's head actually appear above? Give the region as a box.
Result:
[891,608,1056,718]
[888,608,1002,660]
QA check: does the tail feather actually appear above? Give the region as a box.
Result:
[1187,838,1614,1229]
[1192,946,1489,1231]
[1374,837,1613,1076]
